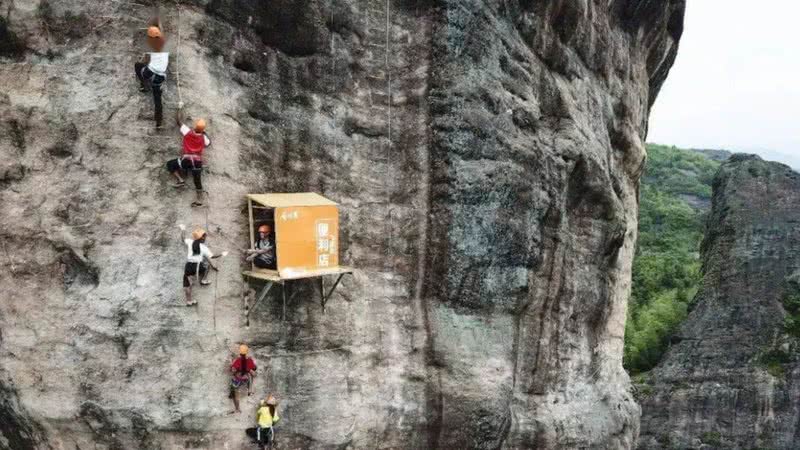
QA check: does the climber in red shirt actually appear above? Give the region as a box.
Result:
[229,344,257,414]
[166,105,211,207]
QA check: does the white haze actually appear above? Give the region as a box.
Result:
[647,0,800,169]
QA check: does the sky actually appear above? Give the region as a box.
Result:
[647,0,800,168]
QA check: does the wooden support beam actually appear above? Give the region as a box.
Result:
[282,283,287,322]
[322,273,346,311]
[319,277,325,312]
[287,282,302,303]
[247,281,274,320]
[248,198,255,272]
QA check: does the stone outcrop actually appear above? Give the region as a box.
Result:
[0,0,683,448]
[639,155,800,449]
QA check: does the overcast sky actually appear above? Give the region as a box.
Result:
[647,0,800,168]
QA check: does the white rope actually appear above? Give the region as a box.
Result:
[2,240,16,274]
[107,0,148,7]
[385,0,392,146]
[100,134,173,139]
[175,1,183,105]
[384,0,394,278]
[262,345,355,358]
[330,2,337,197]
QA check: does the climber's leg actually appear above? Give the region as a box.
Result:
[152,76,164,128]
[184,263,197,306]
[199,261,211,286]
[166,158,186,187]
[190,163,204,207]
[230,382,241,413]
[134,62,148,91]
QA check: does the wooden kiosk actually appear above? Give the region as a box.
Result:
[243,193,353,322]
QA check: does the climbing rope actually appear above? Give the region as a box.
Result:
[382,0,395,280]
[262,345,356,358]
[174,1,183,106]
[2,240,16,275]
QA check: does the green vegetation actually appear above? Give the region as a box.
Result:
[757,348,791,378]
[630,373,653,401]
[701,431,722,446]
[624,144,722,373]
[781,286,800,338]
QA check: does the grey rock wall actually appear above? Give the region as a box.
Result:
[0,0,683,448]
[639,155,800,449]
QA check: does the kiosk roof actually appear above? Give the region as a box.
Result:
[247,193,337,208]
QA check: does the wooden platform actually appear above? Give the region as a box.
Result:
[242,266,354,283]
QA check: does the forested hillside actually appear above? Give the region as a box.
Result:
[639,154,800,449]
[624,144,727,373]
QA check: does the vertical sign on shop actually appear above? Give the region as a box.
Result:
[316,220,334,267]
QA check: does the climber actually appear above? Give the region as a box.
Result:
[255,395,280,449]
[166,105,211,207]
[134,13,168,128]
[246,224,276,270]
[178,224,221,306]
[230,344,258,413]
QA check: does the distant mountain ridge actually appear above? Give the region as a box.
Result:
[689,148,732,162]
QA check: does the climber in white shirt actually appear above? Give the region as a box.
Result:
[178,225,225,306]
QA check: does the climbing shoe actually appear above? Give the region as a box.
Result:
[191,201,204,207]
[200,279,211,286]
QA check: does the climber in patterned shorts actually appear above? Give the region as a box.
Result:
[166,105,211,207]
[230,344,257,414]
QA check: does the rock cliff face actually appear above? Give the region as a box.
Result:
[639,155,800,449]
[0,0,683,448]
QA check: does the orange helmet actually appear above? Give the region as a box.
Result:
[147,26,162,38]
[239,344,248,355]
[193,119,206,133]
[257,224,271,234]
[191,228,206,240]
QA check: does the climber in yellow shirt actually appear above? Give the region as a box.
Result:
[255,394,279,449]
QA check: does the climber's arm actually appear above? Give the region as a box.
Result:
[147,8,162,31]
[206,250,227,271]
[205,255,219,272]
